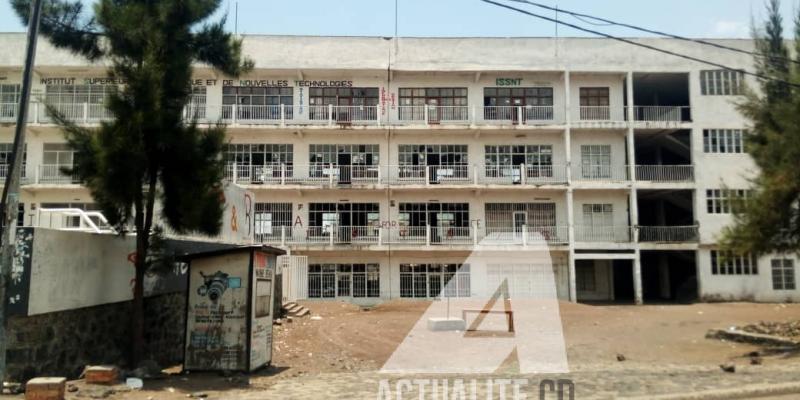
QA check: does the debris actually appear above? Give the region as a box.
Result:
[125,378,144,390]
[26,377,67,400]
[129,360,163,380]
[719,363,736,373]
[85,365,119,385]
[188,392,208,398]
[67,383,78,392]
[3,381,23,395]
[310,316,322,320]
[706,328,799,347]
[741,321,800,338]
[750,356,763,365]
[616,354,626,362]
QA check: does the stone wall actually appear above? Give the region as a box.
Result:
[6,292,186,382]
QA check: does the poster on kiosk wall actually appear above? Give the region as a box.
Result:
[183,247,279,372]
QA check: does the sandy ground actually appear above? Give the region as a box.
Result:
[3,300,799,399]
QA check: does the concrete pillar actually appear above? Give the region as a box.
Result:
[566,189,577,302]
[633,249,643,305]
[626,71,636,181]
[565,71,577,303]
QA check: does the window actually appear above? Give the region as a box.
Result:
[706,189,750,214]
[580,145,612,179]
[185,86,207,119]
[0,204,26,230]
[576,264,596,291]
[254,279,272,318]
[701,70,743,96]
[254,203,292,240]
[704,129,745,153]
[308,87,379,121]
[309,263,380,298]
[0,143,27,178]
[399,203,470,229]
[711,250,757,275]
[579,87,610,120]
[222,86,293,120]
[484,145,553,178]
[400,264,470,298]
[308,144,379,166]
[0,84,20,119]
[582,204,613,227]
[399,88,468,121]
[398,144,467,166]
[772,259,795,290]
[45,84,116,120]
[483,87,554,120]
[485,203,557,233]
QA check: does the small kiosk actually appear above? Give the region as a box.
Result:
[183,245,285,372]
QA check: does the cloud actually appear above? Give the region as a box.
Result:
[711,20,749,38]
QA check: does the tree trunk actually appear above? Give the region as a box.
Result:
[131,242,146,367]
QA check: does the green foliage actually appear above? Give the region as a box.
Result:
[721,0,800,255]
[13,0,252,237]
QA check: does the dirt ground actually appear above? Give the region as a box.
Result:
[4,300,800,399]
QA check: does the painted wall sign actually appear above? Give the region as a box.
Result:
[191,79,218,86]
[496,78,523,86]
[294,80,353,87]
[223,79,289,87]
[39,77,127,85]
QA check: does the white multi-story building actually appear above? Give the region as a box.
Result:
[0,34,797,304]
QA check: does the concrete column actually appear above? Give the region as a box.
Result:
[633,248,643,305]
[564,70,572,182]
[626,71,636,182]
[566,189,577,302]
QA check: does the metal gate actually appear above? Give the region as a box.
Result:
[278,255,308,303]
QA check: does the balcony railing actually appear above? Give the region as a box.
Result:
[575,225,633,243]
[0,164,28,183]
[37,164,80,184]
[2,102,697,128]
[633,106,691,122]
[638,226,699,243]
[257,225,573,247]
[573,164,629,182]
[225,163,571,186]
[635,165,694,182]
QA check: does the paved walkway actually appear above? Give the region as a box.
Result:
[226,364,800,400]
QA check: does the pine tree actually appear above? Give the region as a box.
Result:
[721,0,800,256]
[11,0,252,365]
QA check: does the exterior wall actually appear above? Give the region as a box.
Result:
[6,292,186,382]
[697,250,800,302]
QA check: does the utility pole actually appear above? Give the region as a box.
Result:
[0,0,44,382]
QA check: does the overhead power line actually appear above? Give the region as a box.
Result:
[479,0,800,89]
[506,0,800,65]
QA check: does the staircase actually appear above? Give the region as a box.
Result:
[281,301,310,318]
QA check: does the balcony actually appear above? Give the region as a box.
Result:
[36,164,80,184]
[575,225,633,243]
[632,106,691,123]
[256,225,570,247]
[572,165,629,183]
[225,163,569,187]
[1,101,698,130]
[637,226,699,243]
[635,165,694,183]
[0,164,29,184]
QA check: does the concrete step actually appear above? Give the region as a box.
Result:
[292,307,310,318]
[282,301,297,310]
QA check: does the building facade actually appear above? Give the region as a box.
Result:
[0,34,797,304]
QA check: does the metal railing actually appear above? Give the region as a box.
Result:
[308,105,381,125]
[575,225,633,243]
[483,225,568,245]
[36,208,114,234]
[37,164,80,184]
[638,226,699,243]
[482,106,556,124]
[219,104,293,124]
[579,106,612,121]
[397,105,471,124]
[573,164,629,182]
[479,164,568,185]
[633,106,691,122]
[0,164,28,183]
[635,165,694,182]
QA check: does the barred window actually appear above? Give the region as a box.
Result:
[703,129,745,153]
[254,203,292,239]
[700,70,743,95]
[398,144,467,166]
[225,144,293,165]
[308,263,380,298]
[711,250,757,275]
[771,259,796,290]
[309,144,379,165]
[400,263,470,298]
[0,143,27,178]
[45,84,116,104]
[706,189,750,214]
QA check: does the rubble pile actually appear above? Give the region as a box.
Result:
[741,321,800,338]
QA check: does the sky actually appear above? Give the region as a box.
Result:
[0,0,797,38]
